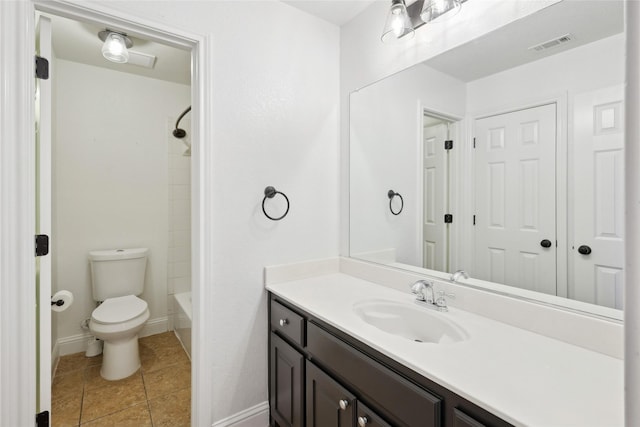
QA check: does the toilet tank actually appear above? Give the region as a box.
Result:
[89,248,148,301]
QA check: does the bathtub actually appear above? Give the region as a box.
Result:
[173,291,192,359]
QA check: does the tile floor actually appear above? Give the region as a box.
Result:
[51,332,191,427]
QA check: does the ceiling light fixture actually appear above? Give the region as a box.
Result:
[98,30,133,64]
[381,0,464,43]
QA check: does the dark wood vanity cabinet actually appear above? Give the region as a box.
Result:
[306,361,356,427]
[268,294,512,427]
[270,333,304,427]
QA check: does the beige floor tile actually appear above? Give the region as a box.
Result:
[149,387,191,427]
[80,403,152,427]
[51,394,82,427]
[139,331,180,350]
[56,352,90,376]
[141,345,190,374]
[52,369,85,402]
[86,354,103,367]
[143,360,191,400]
[81,372,146,423]
[84,366,142,392]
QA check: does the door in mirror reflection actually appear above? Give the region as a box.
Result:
[571,85,624,309]
[473,103,557,295]
[422,114,454,272]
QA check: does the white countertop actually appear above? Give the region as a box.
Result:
[266,272,623,427]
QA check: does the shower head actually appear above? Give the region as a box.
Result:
[173,105,191,139]
[173,128,187,138]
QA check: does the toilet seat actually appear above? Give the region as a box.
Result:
[92,295,148,324]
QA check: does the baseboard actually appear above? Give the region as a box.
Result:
[212,401,269,427]
[57,316,169,356]
[140,316,169,338]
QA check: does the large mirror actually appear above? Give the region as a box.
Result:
[350,0,624,317]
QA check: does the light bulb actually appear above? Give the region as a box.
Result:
[101,32,129,63]
[381,0,414,43]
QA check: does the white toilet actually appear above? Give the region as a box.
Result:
[88,248,150,380]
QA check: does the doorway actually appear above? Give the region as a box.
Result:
[35,6,199,425]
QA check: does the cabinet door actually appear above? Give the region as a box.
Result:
[356,402,391,427]
[306,361,356,427]
[270,333,304,427]
[453,408,486,427]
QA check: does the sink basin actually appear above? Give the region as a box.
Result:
[353,299,469,344]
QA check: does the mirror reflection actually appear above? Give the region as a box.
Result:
[350,0,624,312]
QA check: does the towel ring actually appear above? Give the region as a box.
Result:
[262,186,290,221]
[388,190,403,215]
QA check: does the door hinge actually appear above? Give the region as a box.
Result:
[473,215,476,225]
[444,140,453,150]
[36,411,49,427]
[35,234,49,257]
[35,56,49,80]
[473,137,476,148]
[444,214,453,224]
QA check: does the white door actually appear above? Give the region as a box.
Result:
[422,119,448,271]
[473,103,557,294]
[36,14,52,423]
[571,86,624,309]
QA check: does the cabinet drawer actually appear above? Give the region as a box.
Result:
[271,300,305,346]
[307,322,442,427]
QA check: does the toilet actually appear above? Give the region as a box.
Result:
[88,248,150,380]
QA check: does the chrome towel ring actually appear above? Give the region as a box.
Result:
[262,186,290,221]
[388,190,403,215]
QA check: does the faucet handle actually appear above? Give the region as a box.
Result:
[435,290,455,311]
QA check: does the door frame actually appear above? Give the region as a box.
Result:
[0,1,214,425]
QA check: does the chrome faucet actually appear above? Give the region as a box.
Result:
[410,280,455,311]
[450,270,469,283]
[410,280,435,304]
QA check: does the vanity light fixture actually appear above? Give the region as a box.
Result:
[98,30,133,64]
[381,0,415,43]
[420,0,461,23]
[382,0,464,43]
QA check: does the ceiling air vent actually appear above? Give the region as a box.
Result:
[528,34,573,52]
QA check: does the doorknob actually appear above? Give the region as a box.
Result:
[540,239,552,248]
[578,245,592,255]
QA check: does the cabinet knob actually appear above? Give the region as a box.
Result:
[358,416,369,426]
[338,399,349,410]
[279,318,289,327]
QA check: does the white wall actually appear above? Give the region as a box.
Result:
[350,63,465,266]
[91,1,340,423]
[53,59,190,350]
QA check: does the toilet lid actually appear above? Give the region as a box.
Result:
[92,295,148,324]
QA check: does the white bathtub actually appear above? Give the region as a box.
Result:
[173,291,192,359]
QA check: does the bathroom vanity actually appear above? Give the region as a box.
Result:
[269,294,510,427]
[266,260,623,427]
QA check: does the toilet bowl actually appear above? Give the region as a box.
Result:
[89,294,150,380]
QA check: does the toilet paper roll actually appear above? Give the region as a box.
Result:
[51,290,74,313]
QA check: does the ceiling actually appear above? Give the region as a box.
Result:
[47,13,191,85]
[425,0,624,82]
[282,0,379,26]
